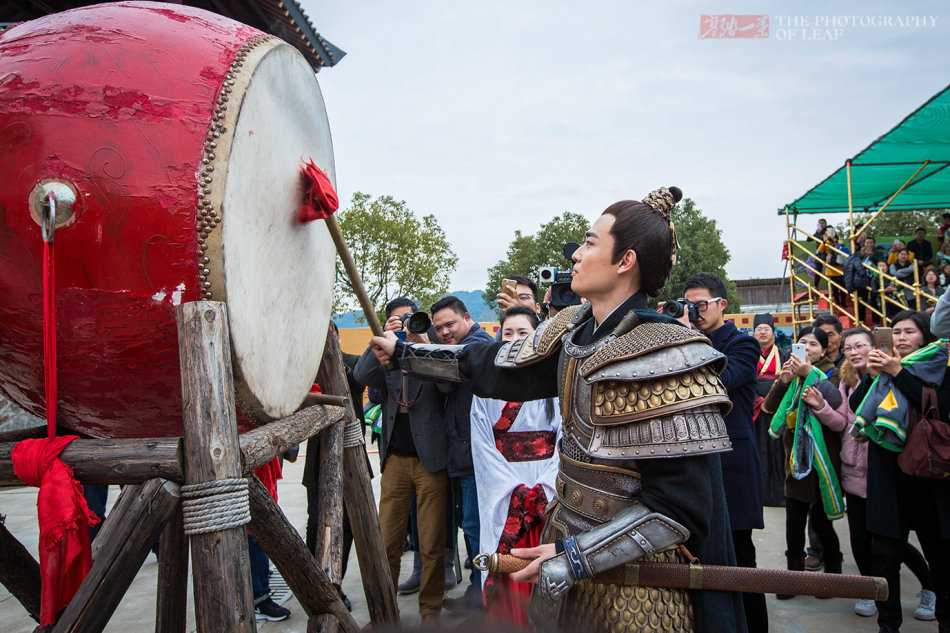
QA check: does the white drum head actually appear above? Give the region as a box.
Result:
[215,40,336,421]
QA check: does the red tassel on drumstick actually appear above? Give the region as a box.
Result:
[297,158,339,222]
[298,158,384,337]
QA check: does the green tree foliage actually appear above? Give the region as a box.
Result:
[333,192,458,323]
[831,209,944,245]
[483,212,590,314]
[655,198,740,310]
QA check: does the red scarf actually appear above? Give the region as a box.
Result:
[12,436,100,625]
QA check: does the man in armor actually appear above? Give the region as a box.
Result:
[367,187,746,632]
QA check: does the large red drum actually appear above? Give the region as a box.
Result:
[0,2,337,438]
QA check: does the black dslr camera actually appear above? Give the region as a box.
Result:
[539,243,582,310]
[398,311,431,334]
[662,299,700,323]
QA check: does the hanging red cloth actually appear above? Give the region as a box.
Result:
[12,436,100,625]
[297,158,339,222]
[254,457,283,504]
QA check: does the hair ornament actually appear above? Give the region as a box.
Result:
[642,186,682,266]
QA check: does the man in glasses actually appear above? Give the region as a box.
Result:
[683,272,768,633]
[495,274,542,316]
[353,297,449,626]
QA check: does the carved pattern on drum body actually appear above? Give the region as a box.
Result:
[195,34,274,302]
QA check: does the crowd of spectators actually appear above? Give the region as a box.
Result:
[342,269,949,631]
[806,216,950,324]
[758,310,948,632]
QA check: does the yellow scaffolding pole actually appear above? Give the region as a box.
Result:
[854,160,931,239]
[847,160,855,252]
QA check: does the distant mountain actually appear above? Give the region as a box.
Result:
[332,290,497,328]
[448,290,498,322]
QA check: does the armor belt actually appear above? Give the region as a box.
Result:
[556,454,641,523]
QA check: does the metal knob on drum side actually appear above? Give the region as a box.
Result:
[29,180,81,233]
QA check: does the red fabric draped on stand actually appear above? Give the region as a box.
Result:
[12,436,100,625]
[483,483,548,629]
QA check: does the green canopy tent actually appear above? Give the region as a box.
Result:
[781,82,950,235]
[779,82,950,327]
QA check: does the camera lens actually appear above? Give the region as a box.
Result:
[550,283,580,309]
[406,312,431,334]
[662,301,685,319]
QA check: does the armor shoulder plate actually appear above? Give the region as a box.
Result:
[495,303,585,367]
[577,325,733,459]
[586,341,732,425]
[579,322,719,377]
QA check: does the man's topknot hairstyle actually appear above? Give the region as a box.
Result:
[602,186,683,297]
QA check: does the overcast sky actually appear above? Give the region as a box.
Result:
[302,0,950,293]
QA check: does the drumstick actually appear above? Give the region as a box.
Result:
[324,215,384,337]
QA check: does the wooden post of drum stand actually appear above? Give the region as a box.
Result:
[309,325,347,633]
[0,514,41,623]
[327,338,400,627]
[324,214,399,627]
[177,301,256,633]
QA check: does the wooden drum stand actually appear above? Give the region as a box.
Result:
[0,302,398,633]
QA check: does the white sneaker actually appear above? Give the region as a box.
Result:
[854,599,877,617]
[914,589,936,621]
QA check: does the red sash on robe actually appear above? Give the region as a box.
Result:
[758,344,781,380]
[483,402,556,628]
[493,402,556,462]
[483,484,548,629]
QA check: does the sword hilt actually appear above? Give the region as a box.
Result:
[472,553,532,574]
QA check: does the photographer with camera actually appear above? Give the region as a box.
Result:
[353,297,449,625]
[539,243,583,319]
[681,272,768,633]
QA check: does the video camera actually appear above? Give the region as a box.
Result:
[539,242,582,309]
[398,311,431,334]
[662,299,700,323]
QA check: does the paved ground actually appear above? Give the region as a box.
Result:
[1,444,938,633]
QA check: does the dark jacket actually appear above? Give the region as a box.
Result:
[707,321,764,531]
[844,252,872,292]
[441,322,494,477]
[907,238,933,263]
[850,370,950,539]
[353,348,448,473]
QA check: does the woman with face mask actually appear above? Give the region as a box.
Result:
[761,326,845,598]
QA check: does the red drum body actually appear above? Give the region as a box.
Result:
[0,2,337,438]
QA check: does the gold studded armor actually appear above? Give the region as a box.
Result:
[562,549,695,633]
[510,317,732,633]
